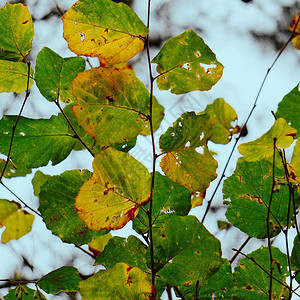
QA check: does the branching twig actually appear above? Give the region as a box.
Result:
[201,30,295,223]
[145,0,157,290]
[229,235,252,264]
[232,248,300,298]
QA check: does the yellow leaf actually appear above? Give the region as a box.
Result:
[88,232,113,256]
[62,0,149,64]
[75,147,151,230]
[0,199,34,243]
[238,118,297,161]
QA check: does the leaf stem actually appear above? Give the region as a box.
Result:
[54,99,95,157]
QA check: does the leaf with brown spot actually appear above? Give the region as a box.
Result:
[75,147,151,230]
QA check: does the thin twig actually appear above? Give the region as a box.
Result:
[229,235,252,264]
[201,30,295,223]
[54,99,95,157]
[266,138,277,299]
[0,62,31,182]
[145,0,157,290]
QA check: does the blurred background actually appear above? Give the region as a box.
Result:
[0,0,299,298]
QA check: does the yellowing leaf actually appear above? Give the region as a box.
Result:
[88,232,113,256]
[201,98,238,144]
[0,3,34,61]
[62,0,149,64]
[0,199,34,243]
[0,60,34,93]
[72,67,164,147]
[152,30,223,94]
[290,139,300,185]
[238,118,297,161]
[79,263,153,300]
[289,12,300,50]
[75,147,151,230]
[159,112,217,205]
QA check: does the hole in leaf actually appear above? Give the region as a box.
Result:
[199,63,216,74]
[195,50,201,57]
[80,33,85,41]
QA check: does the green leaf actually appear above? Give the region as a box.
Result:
[62,0,149,64]
[95,235,148,272]
[35,47,85,103]
[201,98,238,144]
[149,215,223,287]
[152,29,223,94]
[79,263,153,299]
[178,259,234,299]
[0,115,76,169]
[72,67,164,147]
[159,112,217,205]
[75,147,151,230]
[4,286,40,300]
[0,158,32,178]
[38,169,107,245]
[0,199,34,243]
[276,84,300,137]
[238,118,297,161]
[38,266,81,295]
[232,246,289,299]
[0,3,34,61]
[291,236,300,283]
[31,170,51,197]
[223,158,298,239]
[133,172,191,234]
[0,60,34,93]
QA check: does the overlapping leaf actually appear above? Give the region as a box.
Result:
[79,263,153,299]
[232,246,289,299]
[201,98,238,144]
[75,147,151,230]
[238,118,297,161]
[37,169,107,245]
[0,115,76,169]
[223,158,297,239]
[149,215,223,287]
[95,235,148,272]
[276,84,300,137]
[38,266,81,295]
[35,47,85,103]
[152,29,223,94]
[72,67,164,147]
[0,3,34,61]
[62,0,149,64]
[159,112,217,205]
[0,60,34,93]
[0,199,34,243]
[133,172,191,234]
